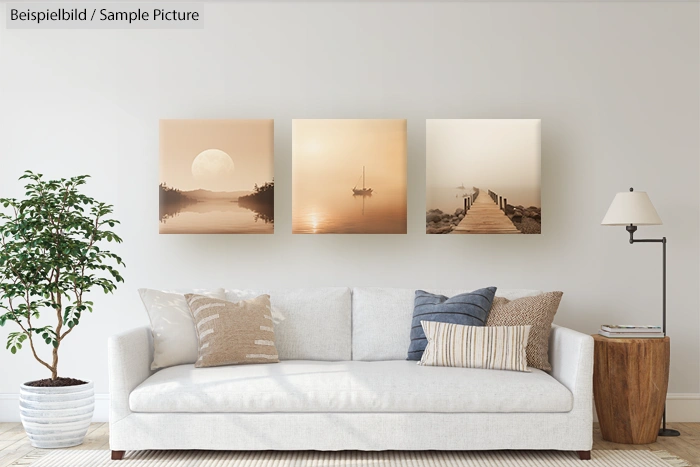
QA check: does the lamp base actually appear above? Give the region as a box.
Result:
[658,428,681,437]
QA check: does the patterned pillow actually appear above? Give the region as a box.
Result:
[184,294,279,368]
[486,291,563,371]
[407,287,497,361]
[419,321,531,372]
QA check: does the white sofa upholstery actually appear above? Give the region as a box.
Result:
[109,288,593,455]
[129,361,573,413]
[225,288,352,361]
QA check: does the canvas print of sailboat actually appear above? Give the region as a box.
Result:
[292,119,407,234]
[426,119,541,234]
[159,119,274,234]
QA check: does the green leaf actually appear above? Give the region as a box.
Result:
[0,171,125,361]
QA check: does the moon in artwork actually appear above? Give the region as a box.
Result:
[191,149,234,189]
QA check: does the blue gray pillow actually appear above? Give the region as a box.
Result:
[407,287,497,361]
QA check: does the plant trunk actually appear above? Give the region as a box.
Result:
[51,346,58,380]
[53,281,61,381]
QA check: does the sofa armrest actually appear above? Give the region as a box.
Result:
[548,324,594,412]
[108,326,154,425]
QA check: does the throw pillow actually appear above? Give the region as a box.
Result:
[419,321,531,372]
[138,288,225,370]
[486,291,564,371]
[185,293,279,368]
[407,287,497,361]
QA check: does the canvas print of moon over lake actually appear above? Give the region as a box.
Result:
[159,119,274,234]
[426,119,541,234]
[292,119,407,234]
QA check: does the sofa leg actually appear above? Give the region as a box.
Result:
[576,451,591,460]
[111,451,125,460]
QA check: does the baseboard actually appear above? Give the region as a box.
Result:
[0,393,110,422]
[666,393,700,422]
[1,392,699,423]
[591,393,700,424]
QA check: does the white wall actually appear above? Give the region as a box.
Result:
[1,1,699,421]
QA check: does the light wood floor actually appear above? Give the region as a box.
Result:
[0,422,698,466]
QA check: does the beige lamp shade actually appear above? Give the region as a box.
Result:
[601,190,662,226]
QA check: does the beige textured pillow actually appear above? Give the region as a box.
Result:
[184,294,279,368]
[486,291,563,371]
[419,321,531,372]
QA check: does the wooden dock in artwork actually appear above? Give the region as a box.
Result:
[452,189,521,234]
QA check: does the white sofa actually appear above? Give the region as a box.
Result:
[108,287,594,460]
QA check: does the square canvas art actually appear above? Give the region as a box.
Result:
[159,119,274,234]
[426,119,541,234]
[292,119,407,234]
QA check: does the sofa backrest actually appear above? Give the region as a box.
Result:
[351,287,543,361]
[225,287,351,361]
[220,287,543,362]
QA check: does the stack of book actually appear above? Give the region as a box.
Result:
[598,325,664,338]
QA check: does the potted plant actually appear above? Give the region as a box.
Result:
[0,171,124,448]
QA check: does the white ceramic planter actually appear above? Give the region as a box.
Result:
[19,381,94,449]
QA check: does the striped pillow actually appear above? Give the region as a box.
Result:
[419,321,531,372]
[184,294,279,368]
[407,288,497,361]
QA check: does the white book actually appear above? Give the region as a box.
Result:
[598,330,664,339]
[601,325,662,333]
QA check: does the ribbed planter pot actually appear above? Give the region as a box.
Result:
[19,381,94,449]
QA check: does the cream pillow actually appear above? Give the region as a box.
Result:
[185,294,279,368]
[419,321,531,372]
[138,288,225,370]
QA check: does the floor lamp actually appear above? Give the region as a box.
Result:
[601,188,680,437]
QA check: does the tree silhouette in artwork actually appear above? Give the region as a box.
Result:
[237,180,274,224]
[159,183,197,222]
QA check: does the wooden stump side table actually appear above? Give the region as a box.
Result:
[592,334,670,444]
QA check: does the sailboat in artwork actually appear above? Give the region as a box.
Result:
[352,166,373,196]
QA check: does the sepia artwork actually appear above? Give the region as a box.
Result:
[159,119,274,234]
[426,119,541,234]
[292,119,407,234]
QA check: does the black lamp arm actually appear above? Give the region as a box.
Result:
[626,224,665,244]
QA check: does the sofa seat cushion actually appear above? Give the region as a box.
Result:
[129,360,572,414]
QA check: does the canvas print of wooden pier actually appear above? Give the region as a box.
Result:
[292,119,407,234]
[426,119,541,234]
[159,119,274,234]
